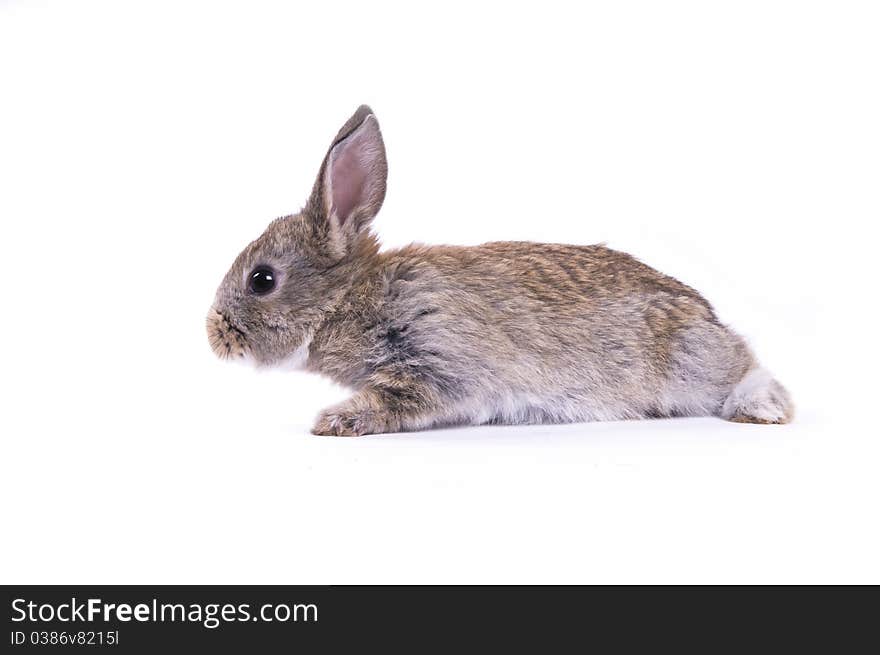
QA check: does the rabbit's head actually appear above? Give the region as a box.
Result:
[207,105,387,366]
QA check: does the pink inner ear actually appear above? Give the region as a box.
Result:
[329,131,370,225]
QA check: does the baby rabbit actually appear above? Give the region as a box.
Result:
[207,105,793,436]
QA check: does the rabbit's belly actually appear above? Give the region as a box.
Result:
[459,388,651,425]
[452,329,749,425]
[459,384,728,425]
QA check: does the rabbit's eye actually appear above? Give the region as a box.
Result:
[248,266,276,295]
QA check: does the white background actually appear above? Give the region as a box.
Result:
[1,1,878,584]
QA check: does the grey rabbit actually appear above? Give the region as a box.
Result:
[207,105,793,435]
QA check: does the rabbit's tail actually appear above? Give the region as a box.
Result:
[720,367,794,424]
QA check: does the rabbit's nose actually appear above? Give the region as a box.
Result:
[206,307,247,360]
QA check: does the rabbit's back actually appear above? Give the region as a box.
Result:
[406,241,713,315]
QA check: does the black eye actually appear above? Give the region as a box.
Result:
[248,266,277,295]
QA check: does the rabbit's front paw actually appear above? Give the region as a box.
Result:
[311,405,386,437]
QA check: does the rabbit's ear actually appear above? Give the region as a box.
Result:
[305,105,387,255]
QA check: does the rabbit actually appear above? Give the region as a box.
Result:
[207,105,793,436]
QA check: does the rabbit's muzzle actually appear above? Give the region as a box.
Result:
[206,308,247,360]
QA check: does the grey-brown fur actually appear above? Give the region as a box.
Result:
[208,106,794,435]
